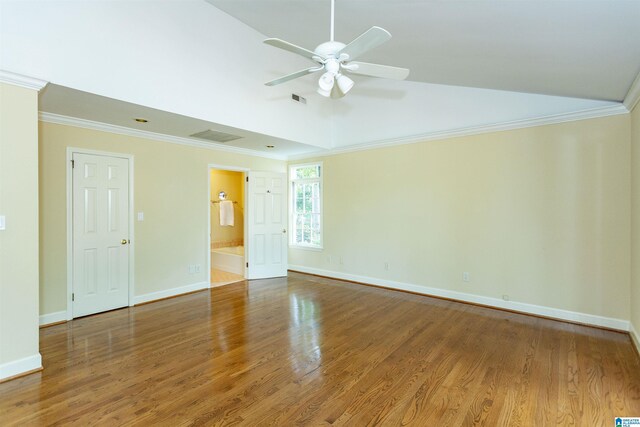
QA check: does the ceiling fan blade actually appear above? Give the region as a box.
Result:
[346,62,410,80]
[337,26,391,61]
[265,67,323,86]
[264,38,323,61]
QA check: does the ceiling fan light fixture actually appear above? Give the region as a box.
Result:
[336,74,354,95]
[319,72,335,90]
[318,71,335,97]
[317,86,332,97]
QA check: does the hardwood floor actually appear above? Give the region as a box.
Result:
[1,272,639,426]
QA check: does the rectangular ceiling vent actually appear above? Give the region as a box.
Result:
[292,93,307,104]
[189,129,242,143]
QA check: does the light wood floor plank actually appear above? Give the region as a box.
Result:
[1,272,639,426]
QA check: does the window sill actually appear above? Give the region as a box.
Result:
[289,245,324,252]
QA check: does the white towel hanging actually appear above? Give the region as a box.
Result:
[219,200,234,226]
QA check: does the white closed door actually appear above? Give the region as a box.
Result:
[72,153,130,317]
[247,171,288,279]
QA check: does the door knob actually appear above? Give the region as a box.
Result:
[121,239,128,245]
[282,229,287,233]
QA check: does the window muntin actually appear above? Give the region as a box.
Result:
[290,163,322,249]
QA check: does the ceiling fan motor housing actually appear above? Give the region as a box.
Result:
[314,41,346,59]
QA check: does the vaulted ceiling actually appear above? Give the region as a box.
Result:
[209,0,640,101]
[2,0,639,159]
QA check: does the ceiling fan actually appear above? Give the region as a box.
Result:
[263,0,410,98]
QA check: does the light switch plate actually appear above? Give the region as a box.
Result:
[137,212,144,221]
[0,215,5,230]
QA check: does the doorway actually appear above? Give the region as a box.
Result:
[67,149,134,319]
[207,166,289,285]
[209,167,246,287]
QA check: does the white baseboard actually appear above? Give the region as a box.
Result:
[630,323,640,354]
[289,265,629,332]
[133,281,210,305]
[0,353,42,381]
[39,311,67,326]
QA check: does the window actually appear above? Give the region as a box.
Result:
[290,163,322,249]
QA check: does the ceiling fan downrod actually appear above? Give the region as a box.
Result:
[330,0,335,42]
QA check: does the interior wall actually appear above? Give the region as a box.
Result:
[39,121,285,317]
[631,101,640,345]
[210,169,244,247]
[0,83,40,377]
[290,114,631,323]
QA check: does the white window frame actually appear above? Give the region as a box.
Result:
[289,162,323,250]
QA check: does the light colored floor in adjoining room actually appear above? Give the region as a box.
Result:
[211,268,244,287]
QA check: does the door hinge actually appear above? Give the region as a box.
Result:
[71,159,75,168]
[246,176,249,182]
[72,293,75,301]
[246,262,249,268]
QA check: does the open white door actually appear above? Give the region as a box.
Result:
[247,171,288,279]
[72,152,130,317]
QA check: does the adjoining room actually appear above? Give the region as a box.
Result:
[209,168,246,287]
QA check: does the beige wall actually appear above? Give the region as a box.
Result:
[631,102,640,338]
[210,169,244,247]
[39,122,285,316]
[0,83,40,371]
[291,115,631,321]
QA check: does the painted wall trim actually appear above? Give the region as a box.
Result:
[39,112,287,161]
[623,70,640,112]
[631,322,640,355]
[133,281,210,305]
[0,353,42,382]
[0,70,48,91]
[288,104,629,161]
[39,311,67,326]
[289,265,630,331]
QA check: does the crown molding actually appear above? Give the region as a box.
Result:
[37,101,630,163]
[287,103,629,161]
[0,70,48,91]
[623,70,640,112]
[38,112,288,161]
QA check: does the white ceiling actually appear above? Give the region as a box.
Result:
[208,0,640,101]
[4,0,637,159]
[39,85,320,158]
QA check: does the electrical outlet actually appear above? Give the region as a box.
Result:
[463,272,470,282]
[339,256,344,265]
[188,265,195,274]
[384,262,390,271]
[195,264,201,273]
[327,255,332,264]
[502,294,510,301]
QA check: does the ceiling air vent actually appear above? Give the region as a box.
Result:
[292,93,307,104]
[189,129,242,143]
